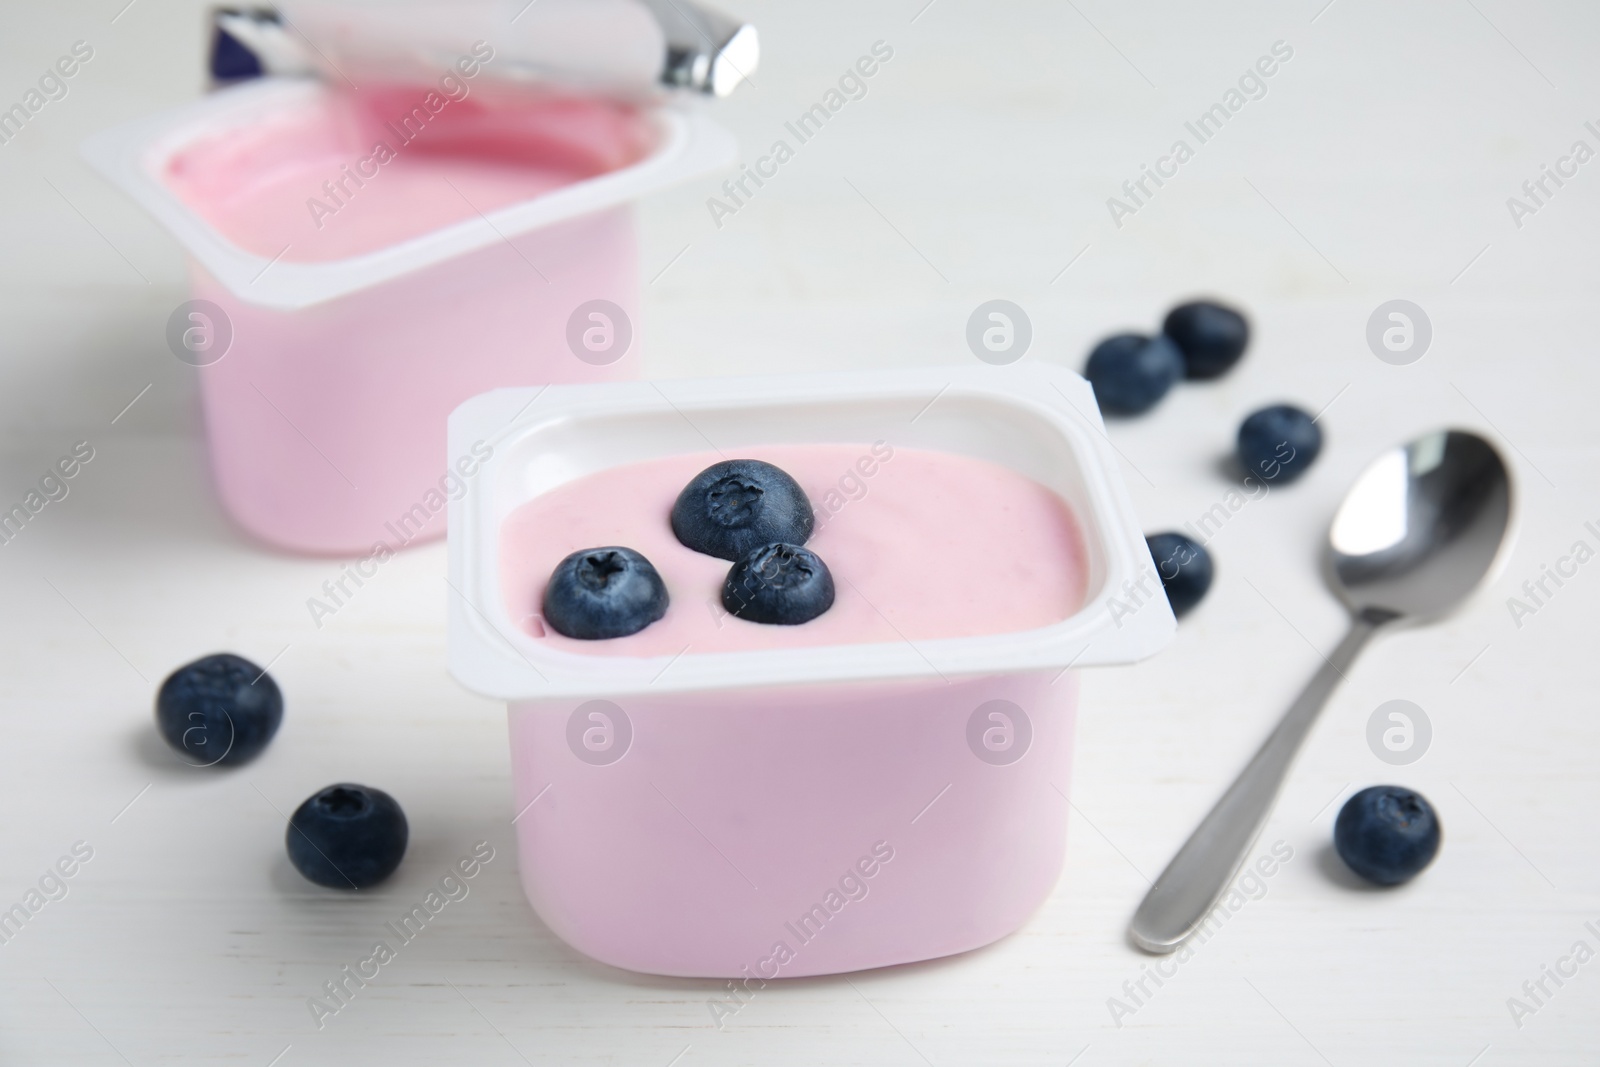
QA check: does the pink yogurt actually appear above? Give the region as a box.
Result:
[164,87,655,262]
[498,443,1090,652]
[449,367,1175,978]
[94,79,698,555]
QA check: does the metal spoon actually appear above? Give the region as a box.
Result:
[1128,429,1513,953]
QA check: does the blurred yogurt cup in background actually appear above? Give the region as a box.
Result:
[82,24,737,554]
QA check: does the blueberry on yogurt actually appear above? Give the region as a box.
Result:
[1145,532,1213,619]
[287,783,408,889]
[543,547,669,639]
[1334,785,1441,886]
[722,543,835,625]
[155,653,283,767]
[1162,300,1250,380]
[672,459,814,561]
[1237,404,1322,485]
[1084,333,1186,416]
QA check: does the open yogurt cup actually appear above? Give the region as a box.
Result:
[82,77,734,555]
[448,364,1174,978]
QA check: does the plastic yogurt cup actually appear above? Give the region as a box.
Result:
[447,364,1174,978]
[82,77,734,555]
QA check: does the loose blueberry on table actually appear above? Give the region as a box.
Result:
[287,783,409,889]
[1161,299,1250,380]
[1145,532,1213,619]
[1334,785,1441,886]
[543,546,669,639]
[1237,403,1322,485]
[1083,332,1185,416]
[155,652,283,767]
[722,543,836,625]
[672,459,815,561]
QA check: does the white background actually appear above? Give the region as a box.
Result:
[2,1,1598,1064]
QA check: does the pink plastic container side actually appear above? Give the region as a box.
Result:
[507,670,1077,978]
[192,205,638,555]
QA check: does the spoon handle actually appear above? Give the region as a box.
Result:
[1128,609,1389,953]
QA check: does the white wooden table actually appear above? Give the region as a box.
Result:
[2,1,1597,1063]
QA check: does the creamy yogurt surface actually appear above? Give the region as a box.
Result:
[498,444,1089,656]
[162,87,655,263]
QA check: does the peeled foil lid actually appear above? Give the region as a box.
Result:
[215,0,757,100]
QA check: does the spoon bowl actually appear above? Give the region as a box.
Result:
[1328,429,1513,620]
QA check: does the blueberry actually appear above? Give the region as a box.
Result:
[286,783,408,890]
[1237,404,1322,485]
[1145,532,1213,618]
[543,546,668,640]
[155,653,283,767]
[1162,300,1250,379]
[1334,785,1441,886]
[672,459,814,561]
[722,543,835,625]
[1084,333,1185,416]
